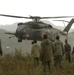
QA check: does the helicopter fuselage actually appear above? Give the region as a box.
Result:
[0,14,73,42]
[15,21,55,42]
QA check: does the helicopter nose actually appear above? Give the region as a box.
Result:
[25,34,29,37]
[23,33,30,40]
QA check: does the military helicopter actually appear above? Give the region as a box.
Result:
[0,14,74,42]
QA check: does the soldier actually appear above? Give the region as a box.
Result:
[72,46,74,55]
[64,39,71,63]
[0,38,2,56]
[40,34,54,72]
[72,46,74,61]
[53,36,64,68]
[31,40,40,66]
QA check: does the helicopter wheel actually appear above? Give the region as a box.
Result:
[18,38,22,42]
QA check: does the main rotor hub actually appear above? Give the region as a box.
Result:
[30,16,41,22]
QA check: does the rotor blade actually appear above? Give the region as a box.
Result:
[53,20,69,23]
[40,16,74,19]
[0,14,74,19]
[0,14,30,19]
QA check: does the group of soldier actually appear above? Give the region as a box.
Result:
[31,34,73,72]
[0,34,74,73]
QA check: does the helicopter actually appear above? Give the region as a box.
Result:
[0,14,74,42]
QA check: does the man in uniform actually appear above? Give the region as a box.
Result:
[72,45,74,55]
[64,39,71,63]
[31,40,40,66]
[40,34,54,72]
[53,36,64,68]
[0,38,2,56]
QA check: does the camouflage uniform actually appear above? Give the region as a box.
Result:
[54,39,64,68]
[72,47,74,54]
[0,39,2,56]
[40,39,54,72]
[64,43,71,62]
[31,43,40,66]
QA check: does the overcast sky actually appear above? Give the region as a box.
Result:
[0,0,74,28]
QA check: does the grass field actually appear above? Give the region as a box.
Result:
[0,49,74,75]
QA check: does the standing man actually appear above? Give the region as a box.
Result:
[54,36,64,68]
[40,34,54,72]
[64,39,71,63]
[72,45,74,61]
[72,45,74,55]
[0,38,2,56]
[31,40,40,66]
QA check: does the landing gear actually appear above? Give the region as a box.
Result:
[18,38,22,42]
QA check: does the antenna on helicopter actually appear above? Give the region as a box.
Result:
[53,20,69,39]
[53,20,69,27]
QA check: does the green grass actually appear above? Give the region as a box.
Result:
[0,49,74,75]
